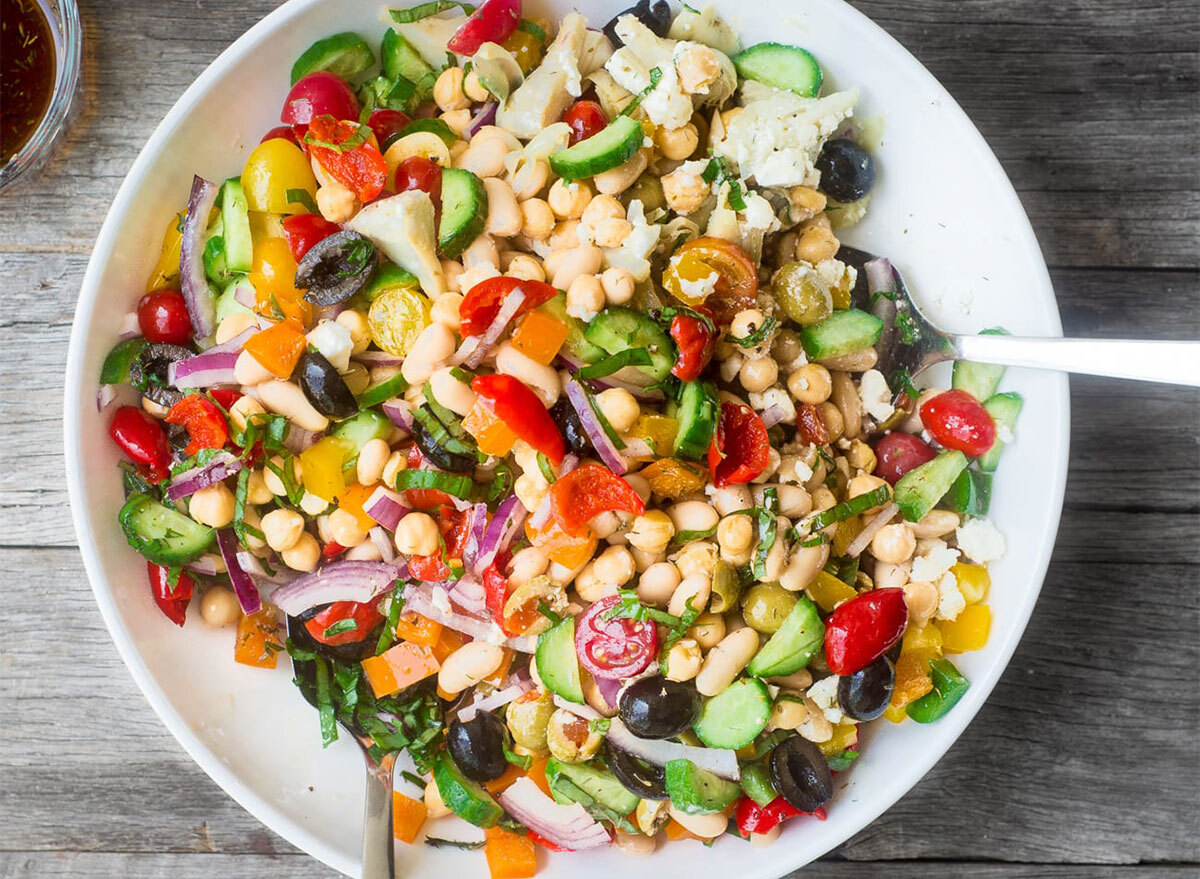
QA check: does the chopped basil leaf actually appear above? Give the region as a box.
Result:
[726,315,778,349]
[576,347,652,380]
[424,837,486,850]
[516,18,547,43]
[390,1,475,24]
[620,66,663,117]
[537,451,557,484]
[322,618,359,639]
[395,468,475,498]
[286,188,319,213]
[826,749,859,771]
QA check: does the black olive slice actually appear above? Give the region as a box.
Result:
[295,231,379,306]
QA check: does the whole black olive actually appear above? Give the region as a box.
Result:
[838,656,895,722]
[447,712,509,782]
[815,138,876,203]
[769,736,834,813]
[835,245,876,309]
[617,675,699,740]
[550,397,592,456]
[411,407,477,473]
[128,342,191,409]
[295,231,379,306]
[602,0,671,46]
[608,745,667,800]
[297,351,358,420]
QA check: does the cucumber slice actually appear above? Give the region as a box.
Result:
[951,328,1009,401]
[118,493,214,566]
[100,337,147,384]
[693,677,771,749]
[977,391,1023,472]
[732,42,823,97]
[381,27,436,97]
[545,758,640,816]
[540,293,607,363]
[664,758,741,815]
[215,277,255,324]
[583,306,675,382]
[290,32,376,85]
[746,595,824,678]
[944,468,992,517]
[432,751,504,827]
[362,262,419,303]
[219,178,253,274]
[536,616,584,704]
[739,761,779,808]
[438,168,488,260]
[672,380,717,461]
[357,372,409,409]
[549,116,644,181]
[328,410,392,463]
[799,308,883,361]
[894,449,969,523]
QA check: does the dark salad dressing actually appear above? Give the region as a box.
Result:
[1,0,56,164]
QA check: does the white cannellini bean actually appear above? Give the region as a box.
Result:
[234,349,275,386]
[257,380,329,431]
[356,438,391,486]
[695,626,760,697]
[550,245,603,291]
[438,642,504,694]
[667,501,720,534]
[668,573,711,618]
[483,177,522,238]
[495,342,560,406]
[429,366,477,416]
[668,806,728,839]
[637,561,681,607]
[401,322,456,385]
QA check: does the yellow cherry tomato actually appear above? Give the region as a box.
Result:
[241,138,318,215]
[367,286,432,356]
[300,436,352,502]
[248,237,313,329]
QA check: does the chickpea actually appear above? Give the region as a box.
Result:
[730,308,766,340]
[328,507,368,548]
[660,166,709,214]
[654,122,700,161]
[189,482,235,528]
[600,266,635,305]
[716,514,754,559]
[429,292,464,331]
[663,638,703,682]
[789,186,827,221]
[505,253,545,282]
[346,540,382,561]
[261,508,305,552]
[593,545,636,586]
[546,219,582,253]
[689,611,726,649]
[669,572,711,618]
[875,560,911,590]
[819,401,845,442]
[200,586,240,628]
[711,485,753,516]
[508,546,549,587]
[433,66,470,112]
[740,356,779,393]
[796,217,840,263]
[430,366,477,416]
[462,69,490,103]
[513,472,549,513]
[593,217,634,248]
[593,387,639,434]
[519,198,555,240]
[788,364,833,405]
[441,258,465,293]
[637,561,681,607]
[316,183,358,223]
[394,512,439,556]
[510,157,550,201]
[484,177,522,238]
[581,194,624,229]
[281,532,320,572]
[871,523,917,564]
[565,273,605,321]
[548,178,593,219]
[245,469,274,505]
[846,439,877,473]
[904,579,940,627]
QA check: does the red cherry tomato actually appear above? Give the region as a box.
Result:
[281,213,341,262]
[304,600,385,646]
[305,115,388,203]
[575,594,658,680]
[708,402,770,487]
[668,313,714,381]
[471,373,565,465]
[795,403,829,446]
[548,463,646,536]
[148,562,194,627]
[873,432,937,485]
[165,394,229,457]
[446,0,521,55]
[367,108,412,151]
[281,72,359,125]
[824,588,908,676]
[136,289,193,345]
[458,276,558,336]
[409,553,452,582]
[394,155,443,204]
[110,406,172,483]
[208,388,243,412]
[260,124,305,147]
[919,389,996,458]
[561,99,608,146]
[734,796,820,836]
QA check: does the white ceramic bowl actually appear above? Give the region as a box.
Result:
[64,1,1069,876]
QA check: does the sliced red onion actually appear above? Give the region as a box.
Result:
[233,283,257,309]
[166,450,244,501]
[761,404,788,429]
[216,529,263,615]
[118,311,140,340]
[593,675,622,710]
[168,350,239,388]
[354,351,403,368]
[845,502,899,559]
[606,718,740,780]
[180,175,220,341]
[472,493,526,575]
[864,257,896,297]
[449,575,487,616]
[368,526,397,563]
[237,551,298,585]
[458,676,536,723]
[270,560,404,616]
[282,425,324,454]
[467,101,498,137]
[403,583,537,652]
[382,398,414,431]
[451,288,526,368]
[497,779,611,850]
[557,352,665,402]
[621,438,654,459]
[364,486,409,531]
[564,378,627,475]
[96,384,119,413]
[461,502,490,573]
[185,553,226,576]
[205,325,256,355]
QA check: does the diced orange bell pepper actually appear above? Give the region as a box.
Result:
[300,436,351,501]
[937,604,991,653]
[952,562,991,604]
[483,763,524,795]
[392,791,427,844]
[527,757,553,799]
[483,648,514,687]
[509,310,569,366]
[889,647,939,715]
[394,611,443,647]
[249,236,313,329]
[484,825,538,879]
[463,401,518,457]
[639,456,705,499]
[234,608,282,668]
[243,321,307,379]
[664,818,700,841]
[338,481,380,533]
[360,641,440,698]
[525,515,597,568]
[432,627,468,664]
[807,570,858,613]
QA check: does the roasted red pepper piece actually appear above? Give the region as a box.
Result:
[282,213,341,262]
[166,394,230,457]
[795,402,829,445]
[707,401,770,487]
[305,115,387,203]
[109,405,173,483]
[734,795,816,836]
[304,600,385,646]
[668,313,715,381]
[549,463,646,536]
[919,389,996,457]
[482,561,510,630]
[458,276,558,337]
[471,373,565,464]
[409,553,451,582]
[148,562,194,627]
[824,587,908,675]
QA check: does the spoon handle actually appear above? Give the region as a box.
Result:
[952,335,1200,387]
[361,750,397,879]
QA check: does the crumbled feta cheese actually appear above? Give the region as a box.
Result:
[806,675,848,724]
[749,387,796,424]
[601,199,661,281]
[910,539,960,583]
[935,571,965,621]
[431,586,452,614]
[740,190,782,234]
[549,41,583,97]
[485,622,507,645]
[306,320,353,373]
[299,491,329,515]
[858,368,895,422]
[777,453,814,485]
[956,518,1007,564]
[677,270,719,301]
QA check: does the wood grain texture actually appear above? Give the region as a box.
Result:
[0,0,1197,875]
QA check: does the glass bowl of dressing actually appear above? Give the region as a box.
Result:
[1,0,81,190]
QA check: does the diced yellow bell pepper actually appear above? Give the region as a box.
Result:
[463,401,518,456]
[901,623,943,654]
[883,703,908,724]
[806,570,858,613]
[628,414,680,457]
[509,310,569,365]
[831,515,863,557]
[300,436,351,501]
[818,722,859,756]
[146,211,186,292]
[938,604,992,653]
[952,562,991,605]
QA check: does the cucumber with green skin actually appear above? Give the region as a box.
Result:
[977,391,1023,472]
[381,27,436,97]
[545,758,640,815]
[550,116,644,181]
[950,328,1009,402]
[100,337,148,384]
[215,277,254,325]
[893,449,969,522]
[800,308,883,361]
[664,758,741,815]
[693,677,771,749]
[432,751,504,827]
[219,178,253,274]
[584,306,675,382]
[944,467,992,517]
[732,42,823,97]
[746,595,824,678]
[540,293,607,364]
[536,616,584,704]
[671,380,717,460]
[119,493,214,566]
[356,372,409,409]
[290,32,376,85]
[361,263,419,303]
[438,168,488,260]
[329,410,392,461]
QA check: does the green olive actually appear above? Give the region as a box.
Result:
[773,262,833,327]
[708,559,744,614]
[741,581,799,634]
[622,172,665,214]
[505,688,555,752]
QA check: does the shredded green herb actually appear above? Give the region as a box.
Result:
[516,18,547,43]
[576,348,652,380]
[826,749,859,771]
[303,118,372,152]
[751,487,779,580]
[619,66,663,117]
[285,188,319,214]
[726,315,778,349]
[390,1,475,24]
[424,837,486,850]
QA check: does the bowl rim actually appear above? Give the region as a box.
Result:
[64,0,1070,875]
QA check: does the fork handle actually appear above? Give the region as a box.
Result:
[361,751,397,879]
[952,335,1200,387]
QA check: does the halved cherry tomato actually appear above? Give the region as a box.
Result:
[281,72,359,125]
[446,0,521,55]
[708,402,770,487]
[394,155,443,202]
[281,213,341,262]
[734,796,820,836]
[148,562,194,627]
[305,115,387,203]
[873,432,936,485]
[322,541,346,562]
[367,108,412,152]
[796,403,829,445]
[166,394,229,456]
[136,289,192,345]
[824,588,908,675]
[471,373,565,465]
[304,600,385,646]
[562,99,607,145]
[110,406,172,483]
[668,312,715,381]
[409,553,451,582]
[919,389,996,458]
[575,594,658,679]
[662,237,758,324]
[260,124,305,147]
[549,463,645,536]
[459,276,558,337]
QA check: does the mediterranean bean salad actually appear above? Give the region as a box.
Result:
[100,0,1022,868]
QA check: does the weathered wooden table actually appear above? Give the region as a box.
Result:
[1,1,1196,877]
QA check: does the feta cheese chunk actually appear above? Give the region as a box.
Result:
[306,320,354,373]
[858,368,896,422]
[910,539,960,584]
[956,518,1007,564]
[601,199,661,281]
[935,571,966,621]
[807,675,848,724]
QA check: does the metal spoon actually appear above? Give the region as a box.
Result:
[287,616,397,879]
[839,247,1200,387]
